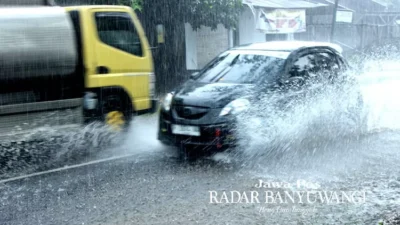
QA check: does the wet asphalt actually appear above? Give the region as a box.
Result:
[2,75,400,225]
[0,114,400,225]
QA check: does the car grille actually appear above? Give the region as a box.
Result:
[173,105,209,120]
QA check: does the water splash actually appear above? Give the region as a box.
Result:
[234,80,362,161]
[0,122,121,179]
[217,59,400,183]
[358,65,400,131]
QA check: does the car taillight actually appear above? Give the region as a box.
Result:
[215,128,222,149]
[215,128,221,137]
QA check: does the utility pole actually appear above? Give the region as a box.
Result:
[330,0,340,42]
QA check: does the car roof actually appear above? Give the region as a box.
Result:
[234,41,343,54]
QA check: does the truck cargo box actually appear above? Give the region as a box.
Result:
[0,6,77,81]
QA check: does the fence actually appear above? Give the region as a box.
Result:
[292,12,400,56]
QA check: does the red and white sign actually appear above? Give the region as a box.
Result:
[256,9,306,34]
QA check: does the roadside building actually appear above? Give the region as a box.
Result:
[184,0,400,71]
[185,0,331,70]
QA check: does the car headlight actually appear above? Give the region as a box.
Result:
[219,99,250,116]
[162,93,174,111]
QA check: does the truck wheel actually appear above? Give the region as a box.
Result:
[101,94,133,131]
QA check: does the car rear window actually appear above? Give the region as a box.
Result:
[195,51,286,84]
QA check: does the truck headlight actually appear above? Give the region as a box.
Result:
[162,93,174,111]
[219,99,250,116]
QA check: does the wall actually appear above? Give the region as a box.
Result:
[185,23,198,70]
[196,24,230,69]
[185,23,230,70]
[238,6,266,45]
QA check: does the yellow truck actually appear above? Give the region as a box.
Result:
[0,4,157,130]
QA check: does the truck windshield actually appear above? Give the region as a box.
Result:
[195,52,287,84]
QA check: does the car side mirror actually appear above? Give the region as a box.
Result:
[190,72,199,79]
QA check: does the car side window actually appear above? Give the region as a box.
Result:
[289,53,314,79]
[313,52,340,75]
[95,12,143,57]
[289,52,341,82]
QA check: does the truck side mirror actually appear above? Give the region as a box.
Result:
[156,24,165,44]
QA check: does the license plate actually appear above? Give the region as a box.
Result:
[171,124,200,136]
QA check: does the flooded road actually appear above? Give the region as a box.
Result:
[1,72,400,225]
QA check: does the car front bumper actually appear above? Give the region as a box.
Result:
[158,111,236,151]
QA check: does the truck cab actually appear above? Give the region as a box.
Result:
[0,5,156,131]
[66,6,156,129]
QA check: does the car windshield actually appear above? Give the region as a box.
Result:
[195,51,287,84]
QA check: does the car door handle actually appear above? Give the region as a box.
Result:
[96,66,109,74]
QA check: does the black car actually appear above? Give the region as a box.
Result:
[158,41,364,154]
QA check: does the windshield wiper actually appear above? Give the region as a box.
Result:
[209,55,240,83]
[229,54,240,66]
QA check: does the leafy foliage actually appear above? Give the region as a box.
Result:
[130,0,142,11]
